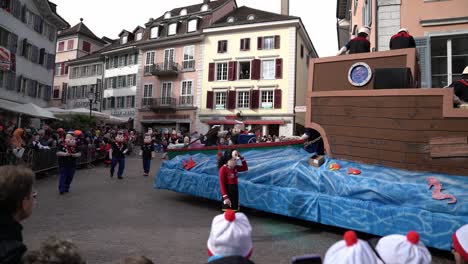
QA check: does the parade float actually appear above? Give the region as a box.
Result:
[156,48,468,251]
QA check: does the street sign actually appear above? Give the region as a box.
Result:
[294,106,307,112]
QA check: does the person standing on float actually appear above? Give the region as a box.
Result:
[218,149,248,211]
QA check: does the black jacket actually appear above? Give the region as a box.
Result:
[390,32,416,50]
[450,79,468,102]
[345,37,370,54]
[0,213,27,264]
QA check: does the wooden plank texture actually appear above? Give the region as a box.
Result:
[430,137,468,145]
[311,106,442,120]
[329,135,429,153]
[430,144,468,158]
[312,96,442,108]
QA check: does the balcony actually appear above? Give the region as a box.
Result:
[178,95,194,108]
[142,97,176,113]
[151,62,180,77]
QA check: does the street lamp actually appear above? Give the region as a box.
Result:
[88,91,94,118]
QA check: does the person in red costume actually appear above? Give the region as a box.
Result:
[217,149,248,211]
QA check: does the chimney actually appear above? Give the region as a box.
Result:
[281,0,289,15]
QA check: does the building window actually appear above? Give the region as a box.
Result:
[216,62,228,81]
[150,27,159,39]
[121,36,127,44]
[161,82,172,105]
[163,48,175,68]
[214,91,227,109]
[127,74,135,86]
[119,55,127,67]
[71,67,79,78]
[116,96,125,108]
[260,90,274,109]
[118,76,126,88]
[82,41,91,52]
[240,38,250,51]
[82,66,90,77]
[188,19,198,32]
[263,36,275,50]
[227,16,235,23]
[143,84,153,106]
[238,61,251,80]
[237,90,250,109]
[200,4,208,11]
[164,12,171,19]
[430,34,468,87]
[168,23,177,36]
[58,41,64,52]
[126,96,135,108]
[145,51,156,73]
[53,86,60,99]
[183,45,195,70]
[218,40,227,53]
[301,45,304,58]
[180,9,187,16]
[181,80,193,105]
[363,0,372,27]
[67,39,74,50]
[261,60,275,79]
[55,64,62,76]
[136,32,143,41]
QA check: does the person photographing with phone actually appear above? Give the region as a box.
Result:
[218,149,248,212]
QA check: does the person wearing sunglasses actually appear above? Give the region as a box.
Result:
[0,165,36,263]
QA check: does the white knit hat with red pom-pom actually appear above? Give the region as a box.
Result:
[324,230,382,264]
[453,224,468,262]
[207,210,253,258]
[376,231,431,264]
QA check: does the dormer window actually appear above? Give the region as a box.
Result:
[164,12,171,19]
[168,23,177,36]
[136,32,143,41]
[180,9,187,16]
[150,26,159,39]
[188,19,198,32]
[200,4,208,12]
[227,16,235,23]
[247,14,255,21]
[121,36,128,44]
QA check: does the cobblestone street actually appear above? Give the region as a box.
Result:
[23,154,453,264]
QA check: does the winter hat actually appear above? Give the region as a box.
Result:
[463,66,468,75]
[398,28,409,34]
[324,230,381,264]
[453,224,468,262]
[376,231,431,264]
[207,210,253,258]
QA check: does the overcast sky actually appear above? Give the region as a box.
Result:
[50,0,337,57]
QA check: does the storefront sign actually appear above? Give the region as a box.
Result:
[261,102,273,109]
[0,46,11,71]
[72,101,91,108]
[294,106,307,112]
[112,109,136,117]
[142,114,190,120]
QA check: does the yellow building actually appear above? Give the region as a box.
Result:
[199,6,317,136]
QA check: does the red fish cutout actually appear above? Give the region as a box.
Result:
[427,177,457,204]
[347,168,361,175]
[183,157,196,170]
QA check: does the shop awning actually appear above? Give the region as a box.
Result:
[11,103,57,119]
[203,120,285,125]
[0,98,22,111]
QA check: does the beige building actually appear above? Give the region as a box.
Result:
[337,0,468,88]
[200,5,317,136]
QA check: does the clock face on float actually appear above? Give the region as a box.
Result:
[348,62,373,87]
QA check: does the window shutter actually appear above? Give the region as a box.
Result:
[9,33,18,54]
[10,53,16,72]
[240,39,244,51]
[227,90,236,110]
[62,83,67,103]
[251,59,261,80]
[60,63,65,75]
[274,35,280,49]
[275,58,283,79]
[208,63,215,81]
[206,91,214,109]
[274,89,282,109]
[16,75,22,92]
[251,90,259,109]
[21,5,26,22]
[415,37,430,88]
[39,48,45,65]
[217,41,222,53]
[246,38,250,51]
[228,61,237,81]
[21,39,27,56]
[223,41,227,53]
[257,37,263,50]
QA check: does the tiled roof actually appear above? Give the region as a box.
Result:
[58,21,106,44]
[208,6,298,28]
[151,0,230,23]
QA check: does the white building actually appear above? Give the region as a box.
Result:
[0,0,68,110]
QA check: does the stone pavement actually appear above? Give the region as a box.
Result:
[23,154,453,264]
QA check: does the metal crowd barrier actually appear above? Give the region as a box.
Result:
[0,145,105,173]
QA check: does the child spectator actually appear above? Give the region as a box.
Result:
[375,230,431,264]
[323,230,381,264]
[22,237,86,264]
[207,210,254,263]
[453,224,468,264]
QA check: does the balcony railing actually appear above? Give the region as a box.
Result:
[142,97,176,113]
[151,62,180,77]
[179,95,193,106]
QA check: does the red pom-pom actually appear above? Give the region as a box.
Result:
[224,210,236,222]
[344,230,358,247]
[407,231,419,244]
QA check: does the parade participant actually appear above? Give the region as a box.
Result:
[324,230,381,264]
[140,133,155,177]
[389,28,416,50]
[337,27,371,55]
[449,66,468,106]
[103,137,112,166]
[218,149,248,211]
[452,224,468,264]
[110,131,128,179]
[56,128,65,144]
[375,230,431,264]
[56,133,81,195]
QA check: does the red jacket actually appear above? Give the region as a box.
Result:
[219,159,248,198]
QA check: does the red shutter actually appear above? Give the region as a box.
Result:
[228,61,235,81]
[274,89,282,109]
[240,39,244,51]
[274,35,280,49]
[60,63,65,75]
[227,90,236,110]
[206,91,214,109]
[246,38,250,50]
[208,63,215,81]
[257,37,263,50]
[232,62,237,81]
[275,58,283,79]
[251,59,261,80]
[251,90,259,109]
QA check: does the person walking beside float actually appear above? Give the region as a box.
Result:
[217,149,248,212]
[56,133,81,195]
[110,131,128,179]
